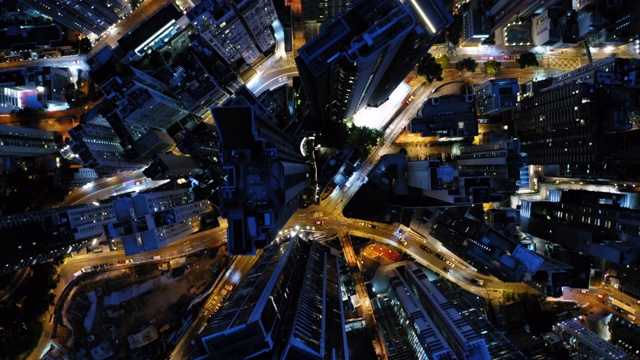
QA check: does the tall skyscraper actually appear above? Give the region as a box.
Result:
[513,80,635,179]
[68,123,147,175]
[375,263,491,360]
[21,0,131,36]
[519,190,640,265]
[198,237,348,359]
[296,0,452,123]
[187,0,278,68]
[213,98,314,255]
[100,69,189,131]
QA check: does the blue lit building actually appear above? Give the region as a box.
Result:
[198,237,348,359]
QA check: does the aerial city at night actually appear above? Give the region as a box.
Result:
[1,0,640,359]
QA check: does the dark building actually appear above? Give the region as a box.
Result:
[142,153,203,181]
[513,79,640,179]
[456,139,526,195]
[430,208,543,283]
[474,78,519,116]
[197,237,348,359]
[459,0,491,46]
[519,190,640,265]
[213,99,314,254]
[0,24,64,52]
[409,94,478,138]
[296,0,452,123]
[608,315,640,359]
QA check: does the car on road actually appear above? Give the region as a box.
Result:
[405,95,415,105]
[314,220,324,226]
[419,244,432,253]
[502,55,515,60]
[579,289,590,294]
[445,260,455,268]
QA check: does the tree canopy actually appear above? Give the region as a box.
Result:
[455,57,478,72]
[435,54,450,69]
[517,52,539,69]
[416,53,443,83]
[484,59,502,75]
[346,125,384,160]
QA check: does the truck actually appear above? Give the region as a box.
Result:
[610,297,636,315]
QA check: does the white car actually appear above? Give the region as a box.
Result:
[445,260,455,268]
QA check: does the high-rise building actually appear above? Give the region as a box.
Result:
[23,66,71,108]
[187,0,278,68]
[296,0,452,123]
[101,69,189,131]
[553,320,630,360]
[233,0,278,54]
[21,0,132,36]
[68,123,146,175]
[459,0,491,46]
[488,0,562,34]
[116,4,184,64]
[0,124,58,157]
[430,209,543,282]
[188,0,262,66]
[513,78,639,179]
[386,267,458,359]
[214,104,313,254]
[108,188,214,255]
[153,47,234,117]
[198,237,348,359]
[519,190,640,265]
[409,94,478,138]
[456,139,526,194]
[213,87,314,254]
[474,78,518,116]
[405,159,501,204]
[392,263,492,360]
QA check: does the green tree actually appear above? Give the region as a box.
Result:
[517,52,539,69]
[346,126,384,160]
[484,59,502,75]
[435,54,450,69]
[79,37,92,54]
[416,53,443,83]
[455,57,478,72]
